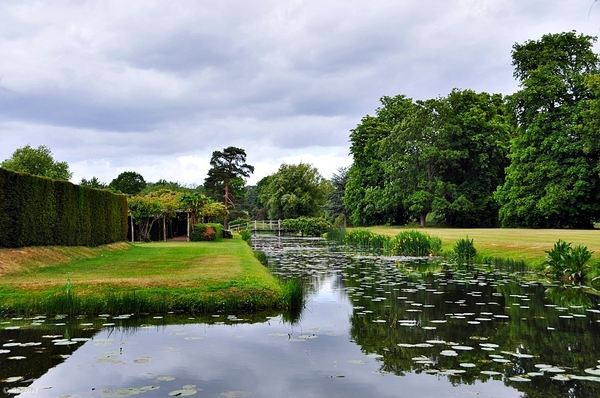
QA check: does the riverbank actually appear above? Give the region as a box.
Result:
[0,239,285,315]
[364,226,600,266]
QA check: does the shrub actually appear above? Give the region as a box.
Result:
[203,226,216,241]
[239,229,252,244]
[190,223,223,242]
[545,239,594,281]
[452,237,477,266]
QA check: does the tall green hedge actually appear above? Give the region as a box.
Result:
[0,168,128,248]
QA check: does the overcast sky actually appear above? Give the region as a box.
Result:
[1,0,599,186]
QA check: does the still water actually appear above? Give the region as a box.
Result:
[2,236,600,397]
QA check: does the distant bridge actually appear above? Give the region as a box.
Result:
[229,220,289,235]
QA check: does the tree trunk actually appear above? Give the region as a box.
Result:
[420,213,427,227]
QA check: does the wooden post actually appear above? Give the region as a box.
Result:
[187,212,190,241]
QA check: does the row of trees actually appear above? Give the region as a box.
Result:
[4,31,598,230]
[345,31,600,229]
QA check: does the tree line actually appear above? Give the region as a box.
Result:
[345,31,600,229]
[2,31,599,231]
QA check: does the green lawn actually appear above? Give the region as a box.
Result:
[0,239,284,315]
[363,226,600,266]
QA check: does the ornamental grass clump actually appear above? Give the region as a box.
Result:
[390,230,442,257]
[342,229,391,252]
[452,237,477,267]
[545,239,594,282]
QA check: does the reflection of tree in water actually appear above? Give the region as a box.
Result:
[344,258,600,398]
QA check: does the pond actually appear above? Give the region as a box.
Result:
[2,236,600,397]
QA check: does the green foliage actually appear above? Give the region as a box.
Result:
[544,239,594,281]
[0,168,127,248]
[239,229,252,244]
[204,147,254,229]
[109,171,147,195]
[345,90,510,228]
[326,227,347,242]
[341,229,392,252]
[281,279,304,313]
[79,176,107,189]
[324,167,349,221]
[389,230,442,257]
[190,223,224,241]
[1,144,72,180]
[452,237,477,266]
[497,32,600,228]
[258,163,333,220]
[282,217,332,237]
[253,250,268,265]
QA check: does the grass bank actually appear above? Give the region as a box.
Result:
[362,226,600,267]
[0,239,286,316]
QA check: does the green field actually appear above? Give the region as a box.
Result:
[0,239,285,315]
[364,226,600,266]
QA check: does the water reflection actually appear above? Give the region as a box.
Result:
[1,236,600,397]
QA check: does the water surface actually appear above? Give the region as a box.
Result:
[1,236,600,397]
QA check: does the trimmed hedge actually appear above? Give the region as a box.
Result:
[0,168,128,248]
[190,223,224,242]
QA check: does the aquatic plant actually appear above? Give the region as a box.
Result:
[389,230,442,257]
[545,239,594,281]
[452,237,477,267]
[281,279,304,314]
[342,229,391,252]
[325,227,346,242]
[254,250,268,266]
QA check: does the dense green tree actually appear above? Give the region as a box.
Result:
[204,147,254,229]
[496,31,600,228]
[344,96,413,226]
[109,171,147,195]
[1,144,72,180]
[423,89,510,227]
[259,162,333,219]
[324,167,349,222]
[79,176,107,189]
[346,91,510,227]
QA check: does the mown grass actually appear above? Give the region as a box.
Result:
[363,226,600,267]
[0,239,285,315]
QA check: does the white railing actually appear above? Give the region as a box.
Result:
[229,220,282,232]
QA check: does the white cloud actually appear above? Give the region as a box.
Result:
[1,0,599,185]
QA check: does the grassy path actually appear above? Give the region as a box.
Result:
[365,226,600,266]
[0,239,284,315]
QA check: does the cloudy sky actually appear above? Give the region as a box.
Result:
[1,0,599,186]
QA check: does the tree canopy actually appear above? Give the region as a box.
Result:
[109,171,147,195]
[204,147,254,228]
[1,144,72,180]
[345,90,510,227]
[258,162,333,220]
[496,31,600,228]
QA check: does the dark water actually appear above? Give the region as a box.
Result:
[2,236,600,397]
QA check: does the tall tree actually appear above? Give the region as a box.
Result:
[109,171,147,195]
[324,167,349,223]
[204,147,254,229]
[496,31,600,228]
[1,144,72,180]
[259,163,333,220]
[344,95,413,226]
